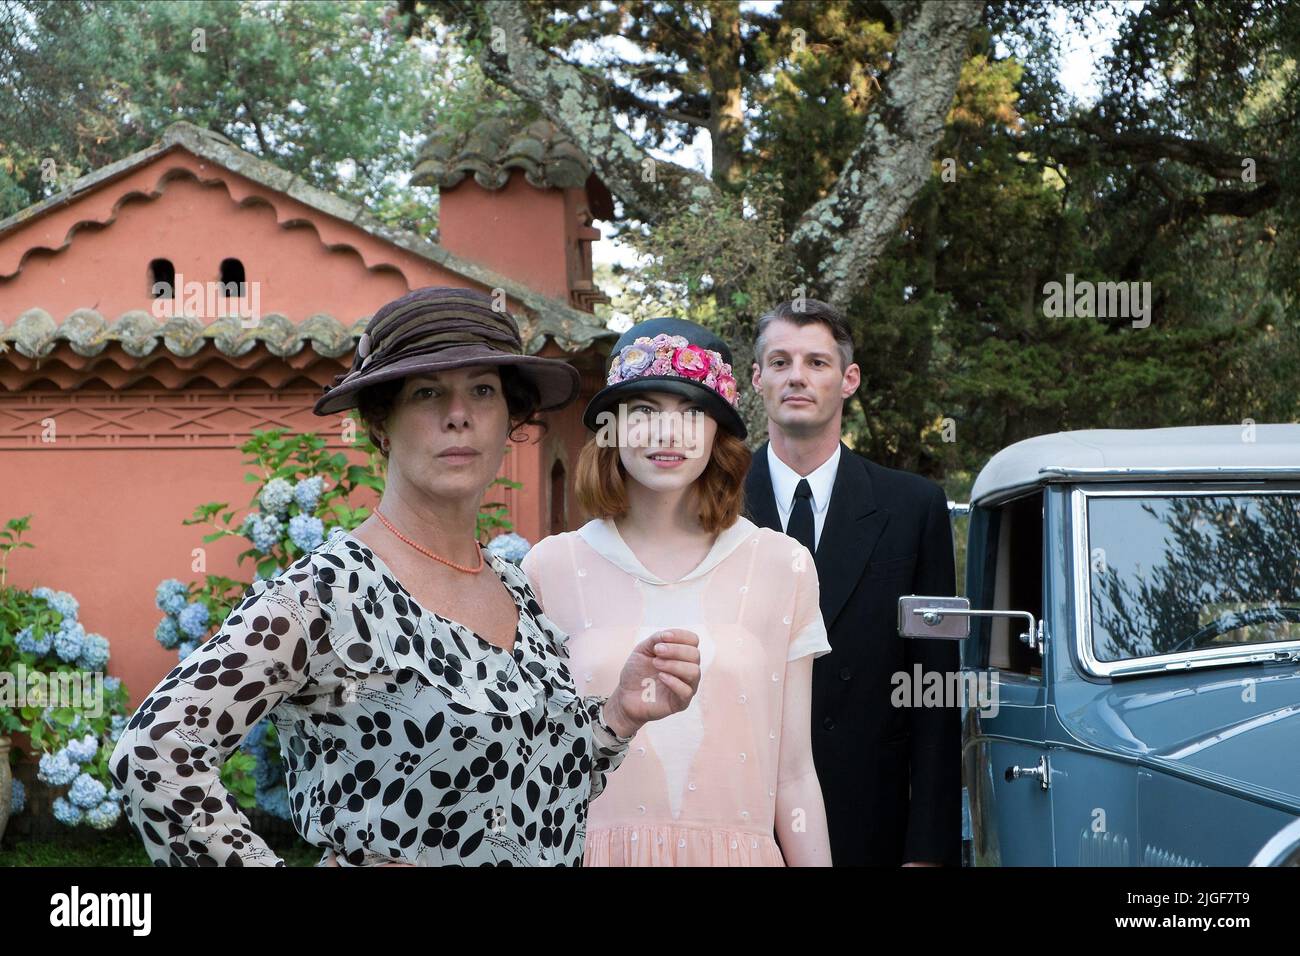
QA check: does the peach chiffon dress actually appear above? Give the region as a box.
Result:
[521,515,831,866]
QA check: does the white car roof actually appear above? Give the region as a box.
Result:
[970,424,1300,505]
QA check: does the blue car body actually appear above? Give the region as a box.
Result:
[956,425,1300,866]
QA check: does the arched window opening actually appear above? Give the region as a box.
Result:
[219,257,246,298]
[149,259,175,299]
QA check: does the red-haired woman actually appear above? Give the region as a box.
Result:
[522,318,833,866]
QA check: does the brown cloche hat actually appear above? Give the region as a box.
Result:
[313,286,581,416]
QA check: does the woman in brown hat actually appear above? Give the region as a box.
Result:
[110,286,700,866]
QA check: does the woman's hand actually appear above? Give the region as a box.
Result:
[606,629,701,737]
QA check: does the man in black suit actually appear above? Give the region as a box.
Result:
[743,298,960,866]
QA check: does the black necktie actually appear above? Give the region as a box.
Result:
[787,478,816,554]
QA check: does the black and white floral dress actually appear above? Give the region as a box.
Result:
[110,528,632,866]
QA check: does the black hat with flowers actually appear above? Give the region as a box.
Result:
[583,317,746,439]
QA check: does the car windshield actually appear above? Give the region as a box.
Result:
[1087,491,1300,662]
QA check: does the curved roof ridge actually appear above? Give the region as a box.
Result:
[0,122,617,355]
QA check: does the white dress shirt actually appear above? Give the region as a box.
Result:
[768,442,841,552]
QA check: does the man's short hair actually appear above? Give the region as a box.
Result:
[754,299,855,371]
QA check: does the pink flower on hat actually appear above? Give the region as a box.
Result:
[716,372,737,403]
[671,344,710,380]
[602,331,740,410]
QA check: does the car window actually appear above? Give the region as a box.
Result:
[973,492,1044,677]
[1087,491,1300,662]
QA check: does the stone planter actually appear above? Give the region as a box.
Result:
[0,736,12,845]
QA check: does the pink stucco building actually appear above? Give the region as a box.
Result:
[0,120,615,709]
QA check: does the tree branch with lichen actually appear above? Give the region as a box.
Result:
[786,0,982,311]
[478,0,719,225]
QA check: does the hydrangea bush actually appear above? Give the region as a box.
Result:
[1,515,131,830]
[148,429,385,818]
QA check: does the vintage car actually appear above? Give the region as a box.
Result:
[900,423,1300,866]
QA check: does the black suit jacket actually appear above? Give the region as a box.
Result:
[745,441,961,866]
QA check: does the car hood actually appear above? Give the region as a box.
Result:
[1056,664,1300,808]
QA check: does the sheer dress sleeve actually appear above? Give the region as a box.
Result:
[110,575,324,866]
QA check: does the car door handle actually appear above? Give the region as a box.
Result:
[1004,754,1051,790]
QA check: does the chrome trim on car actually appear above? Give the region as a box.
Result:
[1249,816,1300,866]
[1072,483,1300,679]
[1044,465,1300,481]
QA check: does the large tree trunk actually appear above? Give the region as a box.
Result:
[704,2,745,188]
[786,0,982,311]
[479,0,983,312]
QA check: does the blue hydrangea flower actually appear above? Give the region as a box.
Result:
[32,586,79,622]
[259,478,294,516]
[249,513,284,553]
[243,718,270,750]
[254,757,281,790]
[38,750,80,786]
[64,733,99,764]
[109,714,127,743]
[15,625,52,657]
[76,632,110,670]
[288,514,325,552]
[69,772,107,810]
[177,640,197,659]
[9,779,25,815]
[155,615,181,649]
[256,784,291,820]
[154,579,188,615]
[53,621,86,663]
[293,476,325,512]
[487,532,532,565]
[86,798,122,830]
[52,796,84,826]
[104,676,121,694]
[177,602,210,640]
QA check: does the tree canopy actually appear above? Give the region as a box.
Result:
[3,0,1296,485]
